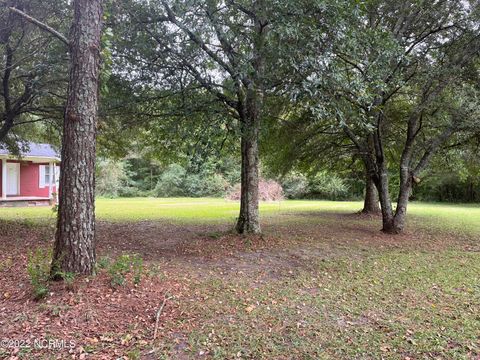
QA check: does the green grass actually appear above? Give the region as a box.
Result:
[173,250,480,359]
[0,197,478,235]
[1,197,479,358]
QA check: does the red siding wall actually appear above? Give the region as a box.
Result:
[0,161,57,197]
[20,162,48,197]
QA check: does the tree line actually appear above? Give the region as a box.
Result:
[0,0,479,275]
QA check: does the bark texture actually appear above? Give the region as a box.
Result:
[361,175,380,214]
[51,0,103,276]
[235,16,266,235]
[236,95,261,234]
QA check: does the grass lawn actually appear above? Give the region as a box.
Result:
[1,197,479,235]
[0,198,479,359]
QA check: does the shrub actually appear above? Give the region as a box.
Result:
[118,187,151,198]
[259,179,284,201]
[27,248,52,300]
[96,159,128,198]
[154,164,186,197]
[281,174,309,199]
[184,173,228,197]
[97,256,111,269]
[154,163,229,198]
[226,179,284,201]
[308,172,350,200]
[107,254,144,287]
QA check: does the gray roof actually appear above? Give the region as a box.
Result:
[0,142,60,159]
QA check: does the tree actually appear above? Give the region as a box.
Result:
[296,0,480,233]
[346,0,479,233]
[109,0,336,234]
[0,0,68,149]
[110,0,282,234]
[262,103,380,213]
[362,175,380,214]
[51,0,103,276]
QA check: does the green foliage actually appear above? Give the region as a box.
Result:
[154,163,229,198]
[308,172,350,200]
[154,164,187,197]
[185,173,227,197]
[415,174,480,203]
[281,174,309,199]
[96,159,129,198]
[62,271,75,288]
[280,172,352,200]
[54,270,76,290]
[0,0,68,145]
[412,146,480,203]
[27,248,52,300]
[107,254,144,287]
[97,256,112,270]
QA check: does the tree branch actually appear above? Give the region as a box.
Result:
[412,125,455,177]
[160,0,235,77]
[8,7,69,46]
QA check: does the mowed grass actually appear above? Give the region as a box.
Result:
[0,197,478,235]
[0,198,357,221]
[174,250,480,359]
[0,198,479,358]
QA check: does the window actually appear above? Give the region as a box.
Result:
[39,165,52,188]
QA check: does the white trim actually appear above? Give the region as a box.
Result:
[48,162,54,198]
[53,163,59,203]
[0,155,60,163]
[1,158,6,199]
[39,165,46,188]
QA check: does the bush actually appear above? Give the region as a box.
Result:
[226,179,284,201]
[307,172,350,200]
[107,254,144,287]
[96,159,129,198]
[154,163,229,198]
[281,174,309,199]
[154,164,186,197]
[184,173,228,197]
[118,187,151,198]
[27,248,52,300]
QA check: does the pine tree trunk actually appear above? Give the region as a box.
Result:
[362,174,380,214]
[51,0,103,276]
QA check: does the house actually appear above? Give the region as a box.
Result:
[0,142,60,206]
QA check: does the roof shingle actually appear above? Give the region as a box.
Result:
[0,142,60,159]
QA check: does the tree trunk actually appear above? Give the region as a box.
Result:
[390,174,412,234]
[374,165,397,233]
[235,15,265,235]
[361,174,380,214]
[236,97,261,234]
[51,0,103,277]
